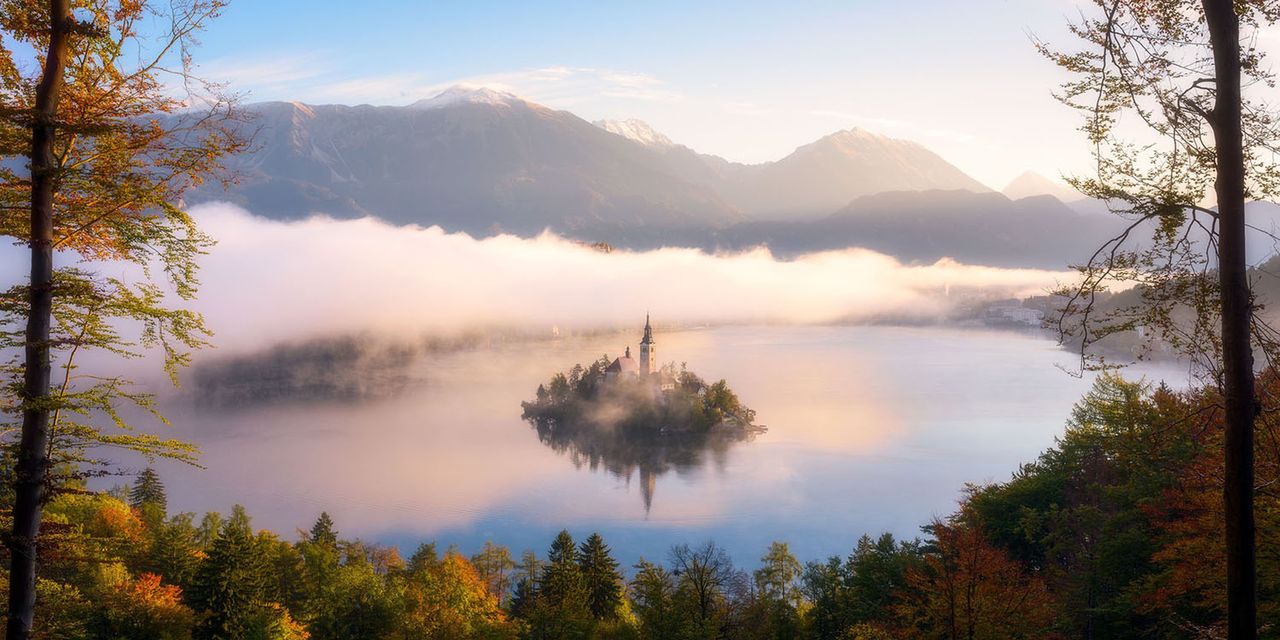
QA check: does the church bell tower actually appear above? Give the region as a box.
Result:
[639,314,655,377]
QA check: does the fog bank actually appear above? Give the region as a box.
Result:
[182,204,1067,354]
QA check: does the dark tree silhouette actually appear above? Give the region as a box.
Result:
[1046,3,1280,636]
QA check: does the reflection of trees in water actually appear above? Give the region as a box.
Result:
[523,408,759,513]
[190,333,497,408]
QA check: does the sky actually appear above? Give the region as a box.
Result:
[182,0,1102,190]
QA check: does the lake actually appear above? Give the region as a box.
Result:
[151,324,1189,567]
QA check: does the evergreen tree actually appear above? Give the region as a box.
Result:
[510,577,539,622]
[129,468,168,528]
[530,530,591,638]
[577,532,623,620]
[407,542,440,574]
[509,550,543,620]
[540,531,587,606]
[139,512,202,596]
[129,468,167,511]
[310,511,338,547]
[190,507,270,639]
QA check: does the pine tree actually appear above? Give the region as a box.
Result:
[129,468,167,513]
[310,512,338,547]
[577,533,623,620]
[190,507,270,640]
[530,530,591,638]
[509,550,543,620]
[407,542,440,574]
[140,512,202,595]
[510,578,538,621]
[540,531,586,605]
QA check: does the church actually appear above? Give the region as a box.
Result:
[605,315,674,391]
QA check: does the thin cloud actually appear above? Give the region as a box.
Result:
[810,109,976,143]
[198,53,331,93]
[722,102,774,117]
[199,55,686,108]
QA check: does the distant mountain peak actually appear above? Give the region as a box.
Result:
[830,127,884,140]
[801,128,922,155]
[411,85,526,110]
[594,118,675,148]
[1002,170,1079,202]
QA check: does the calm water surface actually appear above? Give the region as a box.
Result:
[154,325,1188,566]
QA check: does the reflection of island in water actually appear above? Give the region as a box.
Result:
[521,316,765,512]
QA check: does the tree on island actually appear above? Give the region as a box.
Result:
[522,357,758,433]
[522,357,762,511]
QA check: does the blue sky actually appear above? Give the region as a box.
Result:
[174,1,1133,187]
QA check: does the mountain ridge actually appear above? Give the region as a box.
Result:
[192,86,994,230]
[184,86,1119,267]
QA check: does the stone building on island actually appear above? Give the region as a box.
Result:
[605,315,674,391]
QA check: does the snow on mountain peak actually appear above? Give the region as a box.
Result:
[594,118,675,149]
[412,85,525,109]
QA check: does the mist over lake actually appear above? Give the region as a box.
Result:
[149,324,1186,566]
[8,1,1274,634]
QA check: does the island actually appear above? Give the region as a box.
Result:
[521,317,764,510]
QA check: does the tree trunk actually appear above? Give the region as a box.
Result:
[7,2,70,639]
[1203,1,1256,638]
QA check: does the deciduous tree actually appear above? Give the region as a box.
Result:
[1046,3,1280,635]
[899,516,1056,640]
[0,1,244,637]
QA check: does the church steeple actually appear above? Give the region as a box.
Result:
[639,314,655,377]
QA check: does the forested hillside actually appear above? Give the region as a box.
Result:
[10,372,1273,639]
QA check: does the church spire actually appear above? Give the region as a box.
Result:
[639,314,655,377]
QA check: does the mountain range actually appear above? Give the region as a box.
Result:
[189,85,1144,267]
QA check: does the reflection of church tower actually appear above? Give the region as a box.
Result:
[639,314,655,377]
[639,467,656,514]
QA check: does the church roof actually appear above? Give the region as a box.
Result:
[606,355,639,374]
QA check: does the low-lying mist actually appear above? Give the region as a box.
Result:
[186,204,1068,353]
[1,203,1075,402]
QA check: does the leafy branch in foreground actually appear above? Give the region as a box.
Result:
[1044,3,1280,636]
[0,0,246,637]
